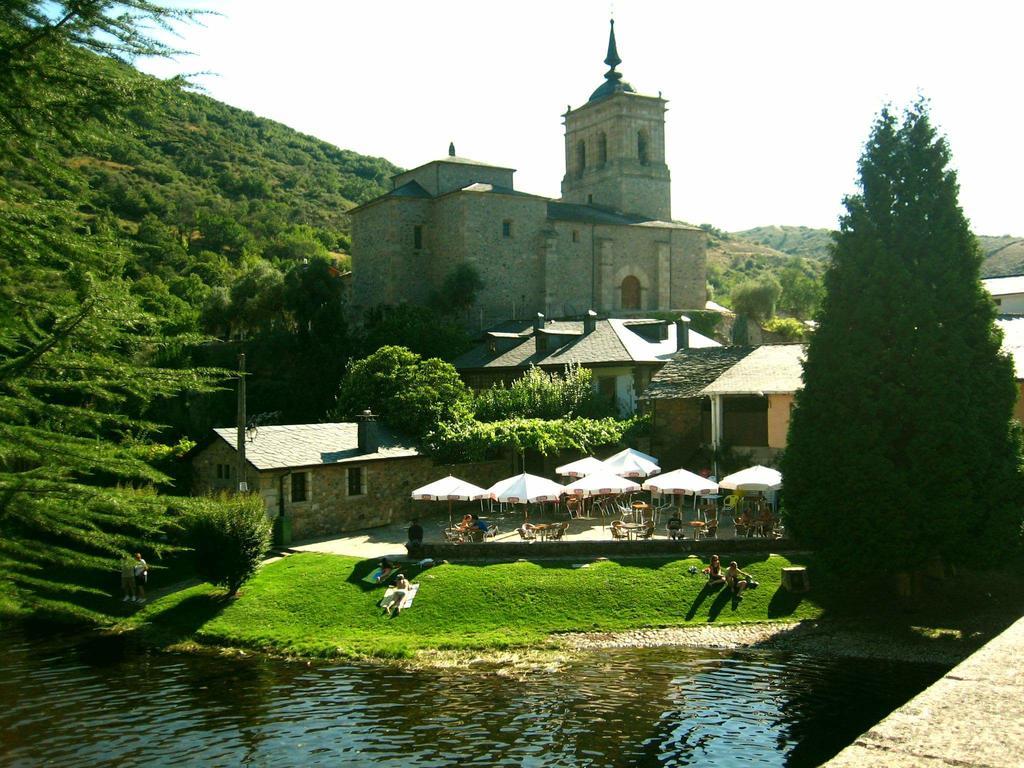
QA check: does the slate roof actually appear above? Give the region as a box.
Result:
[210,423,420,472]
[701,344,806,396]
[391,156,516,178]
[386,180,432,198]
[983,275,1024,297]
[454,318,719,371]
[996,316,1024,378]
[641,347,754,400]
[546,201,700,230]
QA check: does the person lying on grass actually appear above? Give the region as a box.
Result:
[703,555,726,587]
[381,574,412,617]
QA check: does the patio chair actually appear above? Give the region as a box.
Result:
[700,519,718,540]
[484,523,499,541]
[516,526,537,542]
[443,529,465,545]
[610,523,628,541]
[566,496,582,519]
[638,522,655,540]
[547,522,569,542]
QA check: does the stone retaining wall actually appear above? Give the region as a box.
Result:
[418,536,800,561]
[824,614,1024,767]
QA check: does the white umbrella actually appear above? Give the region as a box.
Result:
[411,475,488,528]
[555,456,608,478]
[602,447,661,478]
[718,465,782,492]
[563,470,641,497]
[487,472,564,520]
[643,468,718,496]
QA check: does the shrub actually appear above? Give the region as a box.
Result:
[474,364,614,421]
[184,494,271,596]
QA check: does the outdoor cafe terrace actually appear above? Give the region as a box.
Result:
[289,459,794,561]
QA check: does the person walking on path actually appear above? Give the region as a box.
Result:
[133,553,148,603]
[120,556,136,602]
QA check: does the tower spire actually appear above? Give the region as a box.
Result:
[603,19,622,84]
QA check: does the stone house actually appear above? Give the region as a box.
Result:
[641,344,805,469]
[189,419,501,540]
[348,21,707,330]
[454,314,719,416]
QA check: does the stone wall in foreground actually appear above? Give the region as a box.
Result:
[824,615,1024,767]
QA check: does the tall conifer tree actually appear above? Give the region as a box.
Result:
[0,3,219,618]
[782,102,1021,575]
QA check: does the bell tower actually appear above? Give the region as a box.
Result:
[560,20,672,221]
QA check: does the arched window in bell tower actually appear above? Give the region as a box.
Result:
[621,275,642,309]
[597,132,608,166]
[637,130,649,166]
[576,140,586,179]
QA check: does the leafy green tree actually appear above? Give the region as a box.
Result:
[430,263,484,315]
[333,346,472,439]
[777,258,824,319]
[782,102,1021,579]
[359,304,471,361]
[730,276,781,322]
[0,2,224,618]
[183,494,271,597]
[474,364,615,421]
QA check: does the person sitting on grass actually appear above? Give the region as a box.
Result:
[381,573,411,617]
[703,554,726,588]
[376,557,394,583]
[666,513,683,540]
[726,561,753,598]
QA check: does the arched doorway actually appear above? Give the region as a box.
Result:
[621,275,641,309]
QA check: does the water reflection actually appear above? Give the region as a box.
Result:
[0,630,945,767]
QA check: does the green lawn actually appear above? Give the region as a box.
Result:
[124,552,821,658]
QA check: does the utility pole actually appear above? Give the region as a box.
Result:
[236,352,248,492]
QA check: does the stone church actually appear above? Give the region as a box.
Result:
[349,21,707,328]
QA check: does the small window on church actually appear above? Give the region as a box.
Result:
[502,220,512,238]
[413,225,423,250]
[572,230,579,243]
[576,140,586,179]
[598,132,607,166]
[637,131,649,165]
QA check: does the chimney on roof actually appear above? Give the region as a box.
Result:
[675,315,691,352]
[534,313,547,354]
[584,309,597,334]
[357,409,379,454]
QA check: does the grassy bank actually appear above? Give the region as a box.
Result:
[121,552,821,658]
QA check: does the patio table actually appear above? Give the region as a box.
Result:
[686,520,706,541]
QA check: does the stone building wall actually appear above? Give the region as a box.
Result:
[561,94,671,221]
[191,443,510,541]
[351,196,433,310]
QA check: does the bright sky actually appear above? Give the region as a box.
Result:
[139,0,1023,235]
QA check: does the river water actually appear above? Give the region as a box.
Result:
[0,628,944,767]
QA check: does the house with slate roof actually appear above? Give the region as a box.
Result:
[454,313,719,415]
[189,418,498,540]
[348,21,707,330]
[641,344,805,469]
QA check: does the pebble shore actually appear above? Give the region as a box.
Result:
[559,620,978,666]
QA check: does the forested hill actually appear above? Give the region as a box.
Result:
[59,80,399,255]
[734,225,1024,277]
